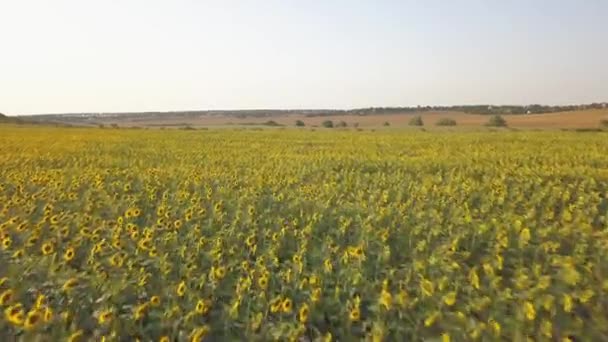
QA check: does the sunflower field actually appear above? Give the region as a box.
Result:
[1,125,608,341]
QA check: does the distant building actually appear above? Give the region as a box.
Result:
[602,103,607,109]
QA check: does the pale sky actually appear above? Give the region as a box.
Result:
[1,0,607,115]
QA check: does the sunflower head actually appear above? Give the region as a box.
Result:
[0,289,15,305]
[298,303,310,323]
[177,281,187,297]
[281,298,293,314]
[98,309,113,325]
[349,307,360,322]
[64,247,75,262]
[24,309,42,330]
[150,296,161,307]
[62,278,79,292]
[41,242,54,255]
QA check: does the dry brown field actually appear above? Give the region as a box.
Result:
[98,108,608,129]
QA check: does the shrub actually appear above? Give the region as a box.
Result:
[336,121,348,128]
[295,120,305,127]
[263,120,282,127]
[600,119,608,128]
[436,118,457,126]
[322,120,334,128]
[486,115,507,127]
[409,116,424,126]
[383,121,390,126]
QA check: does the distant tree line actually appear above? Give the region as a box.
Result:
[20,102,607,123]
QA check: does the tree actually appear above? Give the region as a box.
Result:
[295,120,305,127]
[322,120,334,128]
[336,121,348,128]
[409,116,424,126]
[486,115,507,127]
[263,120,281,126]
[436,118,457,126]
[383,121,390,126]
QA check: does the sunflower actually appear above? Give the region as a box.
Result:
[0,289,14,305]
[311,287,322,303]
[64,247,75,262]
[443,291,457,306]
[1,237,11,249]
[109,253,124,267]
[195,299,210,315]
[62,278,79,292]
[246,235,256,247]
[150,296,161,307]
[35,294,47,308]
[214,266,226,280]
[379,289,392,310]
[177,281,187,297]
[349,307,360,322]
[24,309,42,330]
[281,298,293,314]
[270,296,282,313]
[298,303,309,323]
[159,336,170,342]
[60,226,70,238]
[149,247,158,257]
[43,306,53,322]
[563,294,573,313]
[98,309,113,325]
[190,326,210,342]
[133,303,148,321]
[420,279,434,297]
[4,303,25,325]
[26,235,39,247]
[67,330,84,342]
[523,301,536,321]
[174,220,183,229]
[50,215,60,225]
[12,249,24,259]
[16,222,28,231]
[110,239,122,250]
[41,242,54,255]
[258,276,268,290]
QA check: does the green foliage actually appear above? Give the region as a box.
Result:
[600,119,608,128]
[383,121,390,126]
[436,118,457,126]
[263,120,282,127]
[486,115,507,127]
[408,116,424,126]
[336,121,348,128]
[322,120,334,128]
[295,120,305,127]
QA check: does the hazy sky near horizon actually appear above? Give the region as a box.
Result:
[1,1,607,115]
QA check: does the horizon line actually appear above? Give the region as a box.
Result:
[11,101,608,117]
